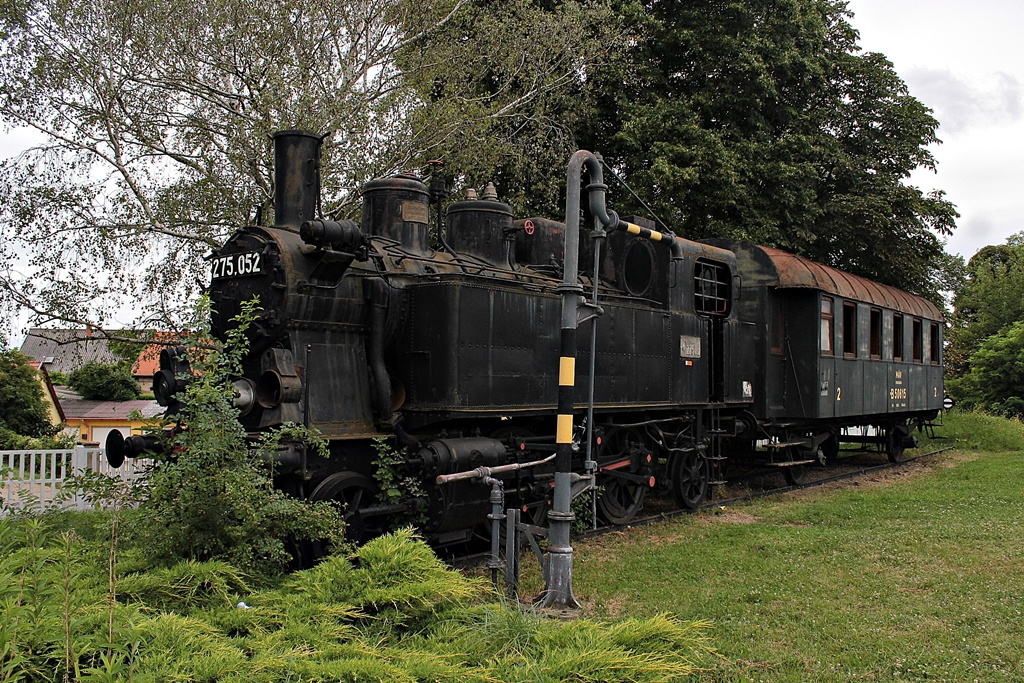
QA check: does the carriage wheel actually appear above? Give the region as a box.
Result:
[782,446,809,486]
[886,426,907,464]
[596,427,648,525]
[821,432,841,464]
[671,448,710,510]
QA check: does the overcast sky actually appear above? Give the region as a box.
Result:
[846,0,1024,260]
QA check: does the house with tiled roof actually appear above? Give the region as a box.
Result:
[20,328,121,375]
[55,387,164,445]
[20,328,176,393]
[19,329,178,444]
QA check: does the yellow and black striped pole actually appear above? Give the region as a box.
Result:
[557,349,576,449]
[543,152,684,609]
[618,220,682,256]
[540,152,592,609]
[543,150,611,609]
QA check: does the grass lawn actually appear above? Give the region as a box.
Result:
[523,415,1024,681]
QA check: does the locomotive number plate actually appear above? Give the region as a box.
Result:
[211,251,263,280]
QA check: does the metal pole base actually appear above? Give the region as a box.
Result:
[539,546,580,610]
[540,471,580,610]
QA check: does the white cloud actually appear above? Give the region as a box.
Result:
[904,69,1023,134]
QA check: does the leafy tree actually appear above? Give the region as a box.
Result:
[69,360,142,401]
[401,0,619,217]
[950,321,1024,418]
[0,347,59,446]
[0,0,614,331]
[47,369,70,386]
[572,0,957,301]
[945,233,1024,376]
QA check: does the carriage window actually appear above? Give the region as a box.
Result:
[893,314,904,361]
[694,259,730,316]
[870,308,882,359]
[912,319,923,362]
[930,323,940,363]
[843,303,857,357]
[821,297,834,355]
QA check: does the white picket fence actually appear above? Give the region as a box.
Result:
[0,446,147,514]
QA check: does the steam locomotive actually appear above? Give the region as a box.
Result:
[109,130,945,546]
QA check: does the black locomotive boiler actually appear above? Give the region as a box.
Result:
[116,130,946,546]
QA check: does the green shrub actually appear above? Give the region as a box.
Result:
[126,297,345,576]
[46,369,70,386]
[0,424,75,450]
[117,559,251,613]
[69,360,141,401]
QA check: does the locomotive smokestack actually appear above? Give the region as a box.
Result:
[273,130,325,229]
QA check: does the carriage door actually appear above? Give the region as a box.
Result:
[695,259,731,402]
[765,292,788,416]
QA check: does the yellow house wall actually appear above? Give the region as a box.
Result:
[66,417,152,444]
[33,372,63,427]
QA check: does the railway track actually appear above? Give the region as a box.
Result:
[612,444,955,536]
[449,445,955,573]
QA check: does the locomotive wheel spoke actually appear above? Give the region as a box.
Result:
[598,476,647,525]
[310,472,387,545]
[671,449,709,510]
[596,427,648,525]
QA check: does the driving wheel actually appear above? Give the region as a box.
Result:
[310,471,387,545]
[596,427,649,524]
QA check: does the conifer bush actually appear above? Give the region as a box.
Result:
[0,521,713,681]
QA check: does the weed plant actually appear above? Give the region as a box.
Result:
[125,297,344,576]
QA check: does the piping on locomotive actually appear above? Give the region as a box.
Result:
[106,130,946,547]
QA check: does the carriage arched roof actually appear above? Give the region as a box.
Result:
[759,247,943,321]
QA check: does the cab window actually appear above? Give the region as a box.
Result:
[693,260,730,316]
